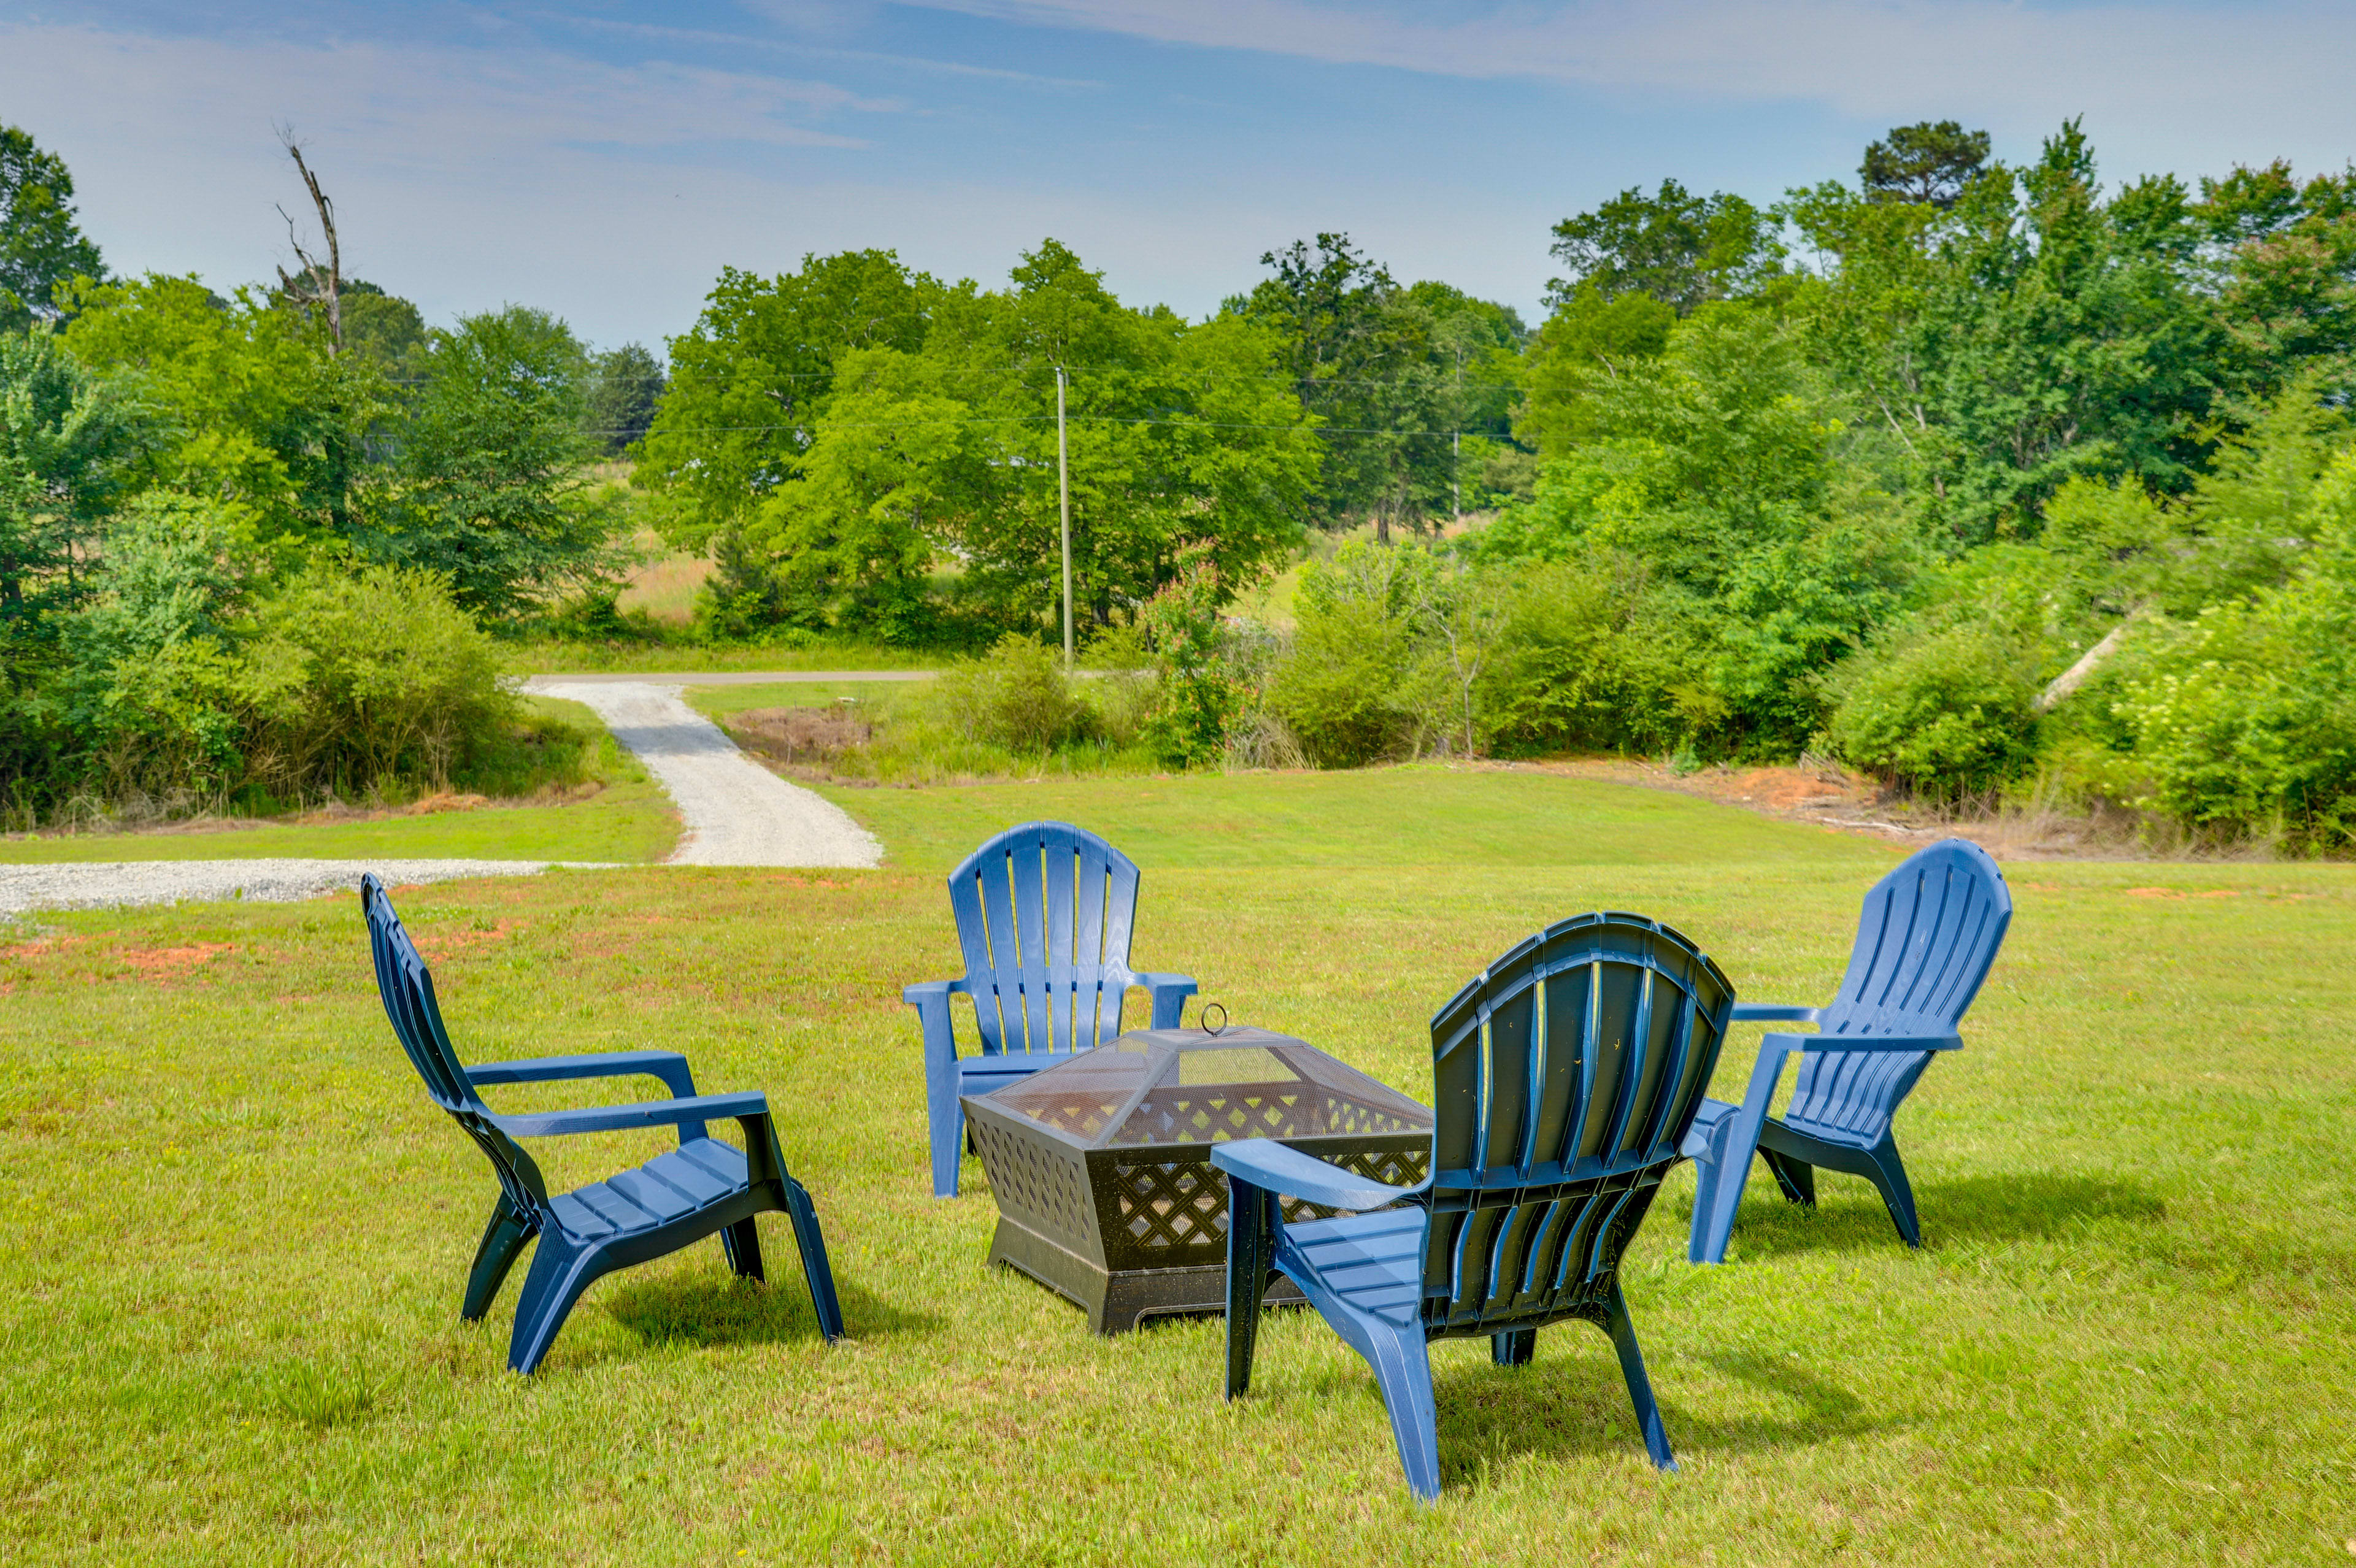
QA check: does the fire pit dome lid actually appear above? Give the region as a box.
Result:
[983,1025,1434,1150]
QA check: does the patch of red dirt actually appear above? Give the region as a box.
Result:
[116,942,236,979]
[412,919,525,961]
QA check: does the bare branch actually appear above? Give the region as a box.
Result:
[274,126,342,353]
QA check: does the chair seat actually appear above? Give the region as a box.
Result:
[957,1050,1090,1092]
[1691,1094,1877,1155]
[549,1137,750,1242]
[1282,1207,1427,1329]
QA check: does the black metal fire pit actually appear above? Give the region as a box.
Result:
[963,1026,1434,1334]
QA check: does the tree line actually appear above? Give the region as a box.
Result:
[6,115,2355,846]
[1,126,666,818]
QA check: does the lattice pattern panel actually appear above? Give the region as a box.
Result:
[972,1118,1095,1247]
[1315,1096,1431,1139]
[1110,1144,1432,1253]
[1117,1089,1428,1147]
[1122,1088,1306,1147]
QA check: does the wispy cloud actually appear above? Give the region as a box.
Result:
[545,12,1107,91]
[917,0,2356,166]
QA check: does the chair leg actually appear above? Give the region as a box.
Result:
[1223,1178,1280,1401]
[1861,1134,1922,1248]
[506,1234,602,1375]
[1492,1328,1536,1367]
[1358,1319,1443,1502]
[778,1174,847,1342]
[1688,1048,1795,1266]
[1687,1113,1759,1266]
[1760,1147,1817,1207]
[720,1216,766,1282]
[926,1059,966,1199]
[1603,1283,1677,1474]
[462,1194,534,1322]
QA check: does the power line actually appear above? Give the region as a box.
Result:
[587,414,1514,439]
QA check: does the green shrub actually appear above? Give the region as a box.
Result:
[1477,552,1690,756]
[1824,622,2043,797]
[238,562,514,797]
[50,491,255,800]
[1267,543,1448,767]
[1135,550,1245,767]
[927,634,1088,753]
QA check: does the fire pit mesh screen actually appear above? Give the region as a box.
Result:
[989,1027,1431,1149]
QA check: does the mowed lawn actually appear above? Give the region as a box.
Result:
[2,769,2352,1564]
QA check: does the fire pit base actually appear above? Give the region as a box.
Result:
[988,1215,1307,1334]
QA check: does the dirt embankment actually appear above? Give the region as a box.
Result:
[1509,756,2124,860]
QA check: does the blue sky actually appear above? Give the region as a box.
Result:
[2,1,2352,351]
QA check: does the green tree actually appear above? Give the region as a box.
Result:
[638,250,931,550]
[336,280,428,376]
[63,273,374,543]
[1546,180,1781,314]
[586,343,666,456]
[711,240,1320,642]
[1781,120,2215,545]
[1231,234,1453,536]
[1,125,106,327]
[1476,307,1915,755]
[2191,159,2356,406]
[52,490,255,797]
[1861,121,1992,210]
[1514,285,1676,458]
[0,325,153,651]
[366,306,617,620]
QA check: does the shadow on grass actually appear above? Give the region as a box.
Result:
[1427,1325,1892,1485]
[1700,1169,2168,1262]
[606,1270,942,1349]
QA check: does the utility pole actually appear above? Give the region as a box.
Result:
[1451,346,1463,523]
[1057,365,1073,669]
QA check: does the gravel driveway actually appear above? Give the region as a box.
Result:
[0,858,598,919]
[522,678,881,868]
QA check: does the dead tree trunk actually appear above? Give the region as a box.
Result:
[275,131,342,354]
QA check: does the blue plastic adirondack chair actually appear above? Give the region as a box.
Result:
[362,874,846,1372]
[903,821,1197,1197]
[1215,912,1734,1501]
[1684,837,2012,1265]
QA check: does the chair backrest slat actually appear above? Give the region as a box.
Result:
[946,822,1145,1057]
[1787,840,2012,1143]
[1420,913,1733,1336]
[362,874,552,1218]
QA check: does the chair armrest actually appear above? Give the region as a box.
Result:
[903,979,964,1066]
[1763,1031,1962,1055]
[468,1050,698,1101]
[1132,972,1198,1030]
[495,1091,771,1140]
[1211,1139,1428,1212]
[1730,1003,1820,1024]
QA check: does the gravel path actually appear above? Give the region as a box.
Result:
[523,678,882,869]
[0,858,599,919]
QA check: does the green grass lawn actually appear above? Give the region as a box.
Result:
[0,698,680,866]
[514,641,949,675]
[684,680,920,723]
[2,771,2352,1563]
